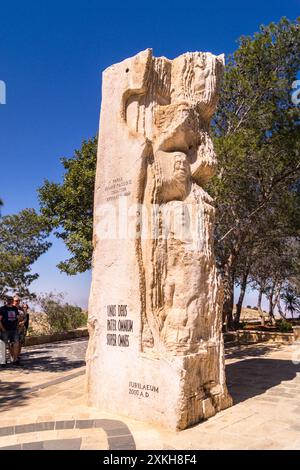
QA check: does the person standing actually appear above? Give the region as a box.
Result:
[13,296,26,361]
[0,327,6,367]
[18,302,30,360]
[0,296,21,365]
[13,295,22,315]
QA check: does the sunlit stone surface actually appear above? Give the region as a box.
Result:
[86,49,232,430]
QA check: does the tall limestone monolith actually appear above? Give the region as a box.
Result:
[86,49,232,430]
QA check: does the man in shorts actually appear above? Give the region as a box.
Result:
[0,296,21,365]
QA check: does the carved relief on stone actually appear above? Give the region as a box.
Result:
[118,49,225,355]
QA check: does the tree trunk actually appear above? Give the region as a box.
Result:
[277,299,286,320]
[234,268,249,329]
[268,285,276,326]
[272,283,283,321]
[222,266,235,330]
[221,238,244,331]
[257,286,265,326]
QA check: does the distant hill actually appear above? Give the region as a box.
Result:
[236,307,280,322]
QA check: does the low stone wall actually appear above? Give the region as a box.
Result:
[24,327,298,347]
[223,329,298,345]
[236,329,294,345]
[293,326,300,341]
[223,332,238,343]
[25,327,89,346]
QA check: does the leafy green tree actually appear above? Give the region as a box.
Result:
[38,137,97,275]
[281,288,299,319]
[211,17,300,328]
[0,209,51,297]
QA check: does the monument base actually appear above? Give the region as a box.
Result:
[86,340,232,431]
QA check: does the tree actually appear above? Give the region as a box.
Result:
[233,245,252,327]
[280,255,300,319]
[0,209,51,297]
[38,292,87,333]
[281,288,299,319]
[38,137,97,275]
[210,17,300,328]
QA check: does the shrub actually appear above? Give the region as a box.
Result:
[277,319,293,333]
[39,293,87,334]
[26,326,35,336]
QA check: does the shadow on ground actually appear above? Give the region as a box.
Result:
[17,338,87,372]
[19,353,85,372]
[226,358,300,404]
[0,381,33,411]
[225,343,283,360]
[0,339,87,410]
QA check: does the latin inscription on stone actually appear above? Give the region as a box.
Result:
[129,381,159,398]
[105,177,132,202]
[106,305,133,347]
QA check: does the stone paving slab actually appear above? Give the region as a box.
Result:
[1,340,300,450]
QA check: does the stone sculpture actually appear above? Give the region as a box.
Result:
[86,49,232,430]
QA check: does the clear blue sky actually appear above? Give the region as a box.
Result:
[0,0,299,308]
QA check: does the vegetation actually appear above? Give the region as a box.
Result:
[277,319,293,333]
[39,292,87,333]
[210,17,300,328]
[0,209,51,298]
[38,137,97,275]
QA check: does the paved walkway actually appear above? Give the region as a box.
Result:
[0,339,300,450]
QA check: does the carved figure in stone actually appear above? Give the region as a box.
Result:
[86,49,232,429]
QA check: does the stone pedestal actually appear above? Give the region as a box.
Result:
[86,49,232,430]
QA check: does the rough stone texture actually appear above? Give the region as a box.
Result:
[86,49,232,430]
